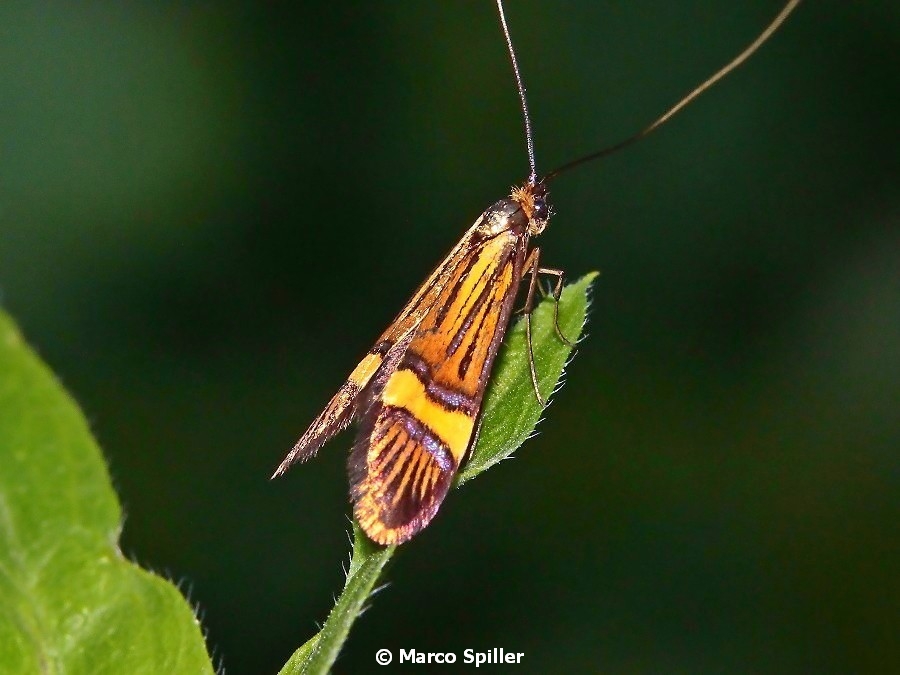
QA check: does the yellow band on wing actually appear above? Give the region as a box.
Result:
[380,369,474,463]
[348,352,383,387]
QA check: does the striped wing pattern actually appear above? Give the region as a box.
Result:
[272,226,485,476]
[275,192,539,545]
[351,229,527,544]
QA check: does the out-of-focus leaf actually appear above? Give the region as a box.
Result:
[0,310,213,674]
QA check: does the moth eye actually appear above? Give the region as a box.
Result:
[533,196,549,222]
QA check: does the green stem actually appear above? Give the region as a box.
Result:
[279,523,395,675]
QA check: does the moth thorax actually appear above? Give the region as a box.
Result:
[479,199,530,237]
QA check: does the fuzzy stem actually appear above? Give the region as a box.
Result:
[279,523,395,675]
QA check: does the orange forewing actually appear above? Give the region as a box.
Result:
[350,227,526,544]
[274,186,544,545]
[271,225,485,473]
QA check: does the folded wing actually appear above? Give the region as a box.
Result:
[350,227,528,544]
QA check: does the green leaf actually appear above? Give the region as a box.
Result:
[458,271,598,483]
[281,272,597,675]
[0,310,213,674]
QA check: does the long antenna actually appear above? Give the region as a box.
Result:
[544,0,803,181]
[496,0,537,184]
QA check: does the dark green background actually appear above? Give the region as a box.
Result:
[1,1,897,673]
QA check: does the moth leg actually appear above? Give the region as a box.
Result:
[521,248,575,346]
[522,248,547,407]
[537,266,576,348]
[524,314,545,407]
[522,248,577,407]
[536,276,551,299]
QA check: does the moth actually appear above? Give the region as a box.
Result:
[272,0,802,545]
[272,177,559,545]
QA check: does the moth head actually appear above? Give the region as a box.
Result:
[511,181,550,236]
[478,181,551,238]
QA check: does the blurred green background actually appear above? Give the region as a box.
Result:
[1,1,897,672]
